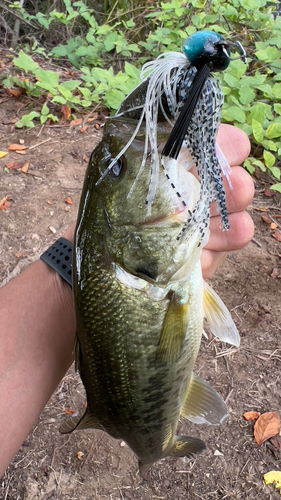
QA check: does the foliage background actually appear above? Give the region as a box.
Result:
[0,0,281,191]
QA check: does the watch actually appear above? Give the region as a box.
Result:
[40,237,73,286]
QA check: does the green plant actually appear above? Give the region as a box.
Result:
[2,0,281,190]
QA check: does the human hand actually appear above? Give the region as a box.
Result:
[201,124,254,279]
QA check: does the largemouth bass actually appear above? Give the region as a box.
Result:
[61,31,244,476]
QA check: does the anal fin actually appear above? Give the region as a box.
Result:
[203,281,240,347]
[60,407,104,434]
[181,373,228,425]
[171,436,205,458]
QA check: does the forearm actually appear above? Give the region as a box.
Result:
[0,258,76,476]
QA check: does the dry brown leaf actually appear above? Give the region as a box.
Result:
[77,451,84,460]
[21,161,30,174]
[261,215,271,224]
[2,120,17,125]
[8,144,27,151]
[272,231,281,242]
[80,125,89,133]
[61,104,71,121]
[264,189,275,197]
[65,196,72,205]
[16,150,27,155]
[8,88,24,97]
[243,411,261,421]
[270,434,281,451]
[64,408,77,416]
[5,161,23,170]
[271,268,280,278]
[70,118,82,127]
[94,123,100,130]
[0,195,13,211]
[15,251,27,258]
[86,113,98,123]
[254,412,280,446]
[70,149,80,159]
[270,222,278,230]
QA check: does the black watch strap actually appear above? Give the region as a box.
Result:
[40,237,73,286]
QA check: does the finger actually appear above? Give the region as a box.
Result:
[201,250,227,280]
[205,210,255,252]
[217,124,251,166]
[210,165,255,216]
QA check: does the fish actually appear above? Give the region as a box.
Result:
[60,31,245,476]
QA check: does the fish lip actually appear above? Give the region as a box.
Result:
[139,208,189,226]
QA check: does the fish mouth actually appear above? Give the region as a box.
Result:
[139,207,189,226]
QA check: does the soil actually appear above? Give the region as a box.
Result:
[1,91,281,500]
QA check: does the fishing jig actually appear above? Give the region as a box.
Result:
[97,30,247,233]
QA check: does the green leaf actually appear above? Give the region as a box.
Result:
[223,73,239,88]
[16,111,40,128]
[272,83,281,99]
[266,123,281,139]
[40,115,49,124]
[52,95,67,105]
[270,183,281,193]
[75,46,88,57]
[60,80,81,91]
[35,12,50,29]
[263,150,275,168]
[244,159,255,175]
[105,89,125,110]
[251,159,266,172]
[268,166,280,179]
[57,85,72,100]
[262,139,277,152]
[274,103,281,115]
[224,106,246,123]
[79,87,91,99]
[252,119,263,142]
[239,86,255,105]
[124,62,141,81]
[14,51,39,73]
[41,103,49,116]
[35,68,59,92]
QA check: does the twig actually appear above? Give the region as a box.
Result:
[28,137,52,150]
[50,435,72,467]
[36,124,45,138]
[225,388,234,404]
[4,482,10,500]
[252,238,262,247]
[268,213,280,228]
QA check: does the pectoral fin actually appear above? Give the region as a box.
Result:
[203,281,240,347]
[60,407,103,434]
[158,294,188,362]
[181,373,228,425]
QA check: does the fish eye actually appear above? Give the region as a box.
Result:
[111,156,125,177]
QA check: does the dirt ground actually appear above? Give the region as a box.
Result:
[0,89,281,500]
